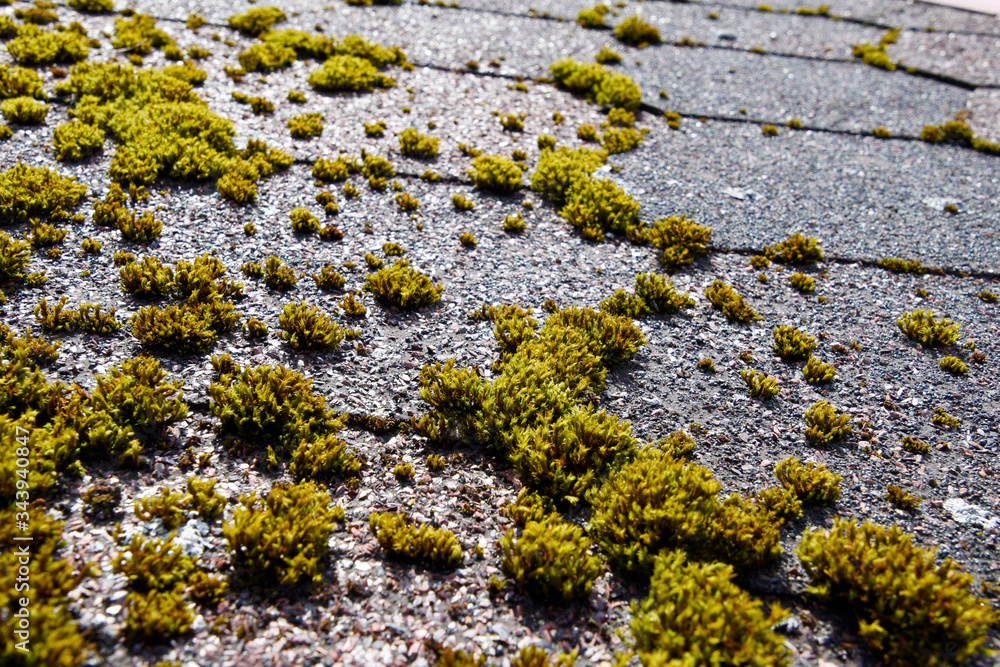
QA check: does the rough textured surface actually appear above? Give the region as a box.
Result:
[2,0,1000,666]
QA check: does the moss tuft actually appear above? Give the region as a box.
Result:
[287,112,324,139]
[239,42,296,73]
[896,309,959,347]
[764,232,823,264]
[631,551,788,666]
[939,355,967,375]
[560,176,638,241]
[364,260,442,309]
[468,154,523,194]
[704,280,759,324]
[0,163,87,225]
[774,456,840,504]
[7,25,91,66]
[772,325,816,361]
[550,58,641,111]
[804,400,851,446]
[740,369,779,399]
[307,55,396,93]
[278,301,344,351]
[886,485,921,510]
[531,146,607,204]
[614,15,661,46]
[228,6,286,36]
[399,127,439,158]
[224,481,338,585]
[499,513,602,603]
[369,511,462,569]
[802,356,835,384]
[799,519,996,664]
[1,96,48,125]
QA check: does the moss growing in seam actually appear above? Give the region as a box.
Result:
[369,511,462,569]
[773,456,840,505]
[639,215,712,272]
[277,301,344,351]
[469,155,523,194]
[896,309,959,347]
[614,15,662,47]
[364,260,443,309]
[587,447,782,576]
[550,58,641,111]
[704,280,759,324]
[499,513,602,603]
[798,519,996,665]
[631,552,788,666]
[399,128,439,159]
[224,481,339,585]
[804,400,851,446]
[764,232,823,264]
[577,4,610,28]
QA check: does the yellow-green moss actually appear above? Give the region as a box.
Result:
[774,456,840,504]
[364,260,443,309]
[277,301,344,351]
[772,325,816,361]
[551,58,641,112]
[469,154,523,194]
[370,511,462,569]
[531,145,607,204]
[399,127,439,158]
[798,519,996,664]
[307,55,396,93]
[577,4,610,28]
[0,163,87,225]
[896,309,959,347]
[804,400,851,446]
[228,6,287,36]
[614,15,661,47]
[740,369,779,399]
[802,356,835,384]
[764,232,823,264]
[631,551,788,666]
[939,355,967,375]
[704,280,759,324]
[1,96,48,125]
[238,42,296,73]
[7,25,91,66]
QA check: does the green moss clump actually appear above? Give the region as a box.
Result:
[588,447,782,575]
[364,119,387,137]
[362,153,394,179]
[469,154,523,194]
[307,55,395,93]
[932,407,960,428]
[363,260,443,309]
[594,46,622,64]
[289,207,321,233]
[120,255,173,298]
[764,232,823,264]
[802,357,835,384]
[877,257,929,274]
[278,301,344,351]
[900,435,929,454]
[224,481,338,585]
[631,551,788,666]
[550,58,641,111]
[578,124,598,143]
[977,289,997,303]
[312,265,346,290]
[789,271,814,293]
[755,486,802,520]
[896,309,959,347]
[640,215,713,272]
[130,303,222,354]
[288,112,324,139]
[939,355,967,375]
[290,434,361,481]
[228,6,287,36]
[113,531,194,593]
[1,96,48,125]
[503,213,526,233]
[773,456,840,505]
[804,400,851,446]
[511,405,636,504]
[560,176,639,241]
[161,62,207,86]
[704,280,759,324]
[369,511,462,569]
[399,127,439,159]
[499,513,602,603]
[69,0,115,12]
[531,146,608,204]
[26,221,67,248]
[396,191,419,212]
[7,25,91,66]
[740,369,779,399]
[600,272,693,318]
[0,231,30,282]
[577,4,610,28]
[799,519,996,664]
[110,14,176,56]
[0,163,87,225]
[772,325,816,361]
[238,42,296,73]
[600,126,645,153]
[0,64,45,101]
[452,194,475,211]
[887,485,921,510]
[340,292,366,317]
[117,209,162,243]
[614,15,662,46]
[53,119,105,162]
[263,256,298,291]
[312,156,354,182]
